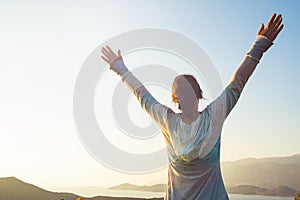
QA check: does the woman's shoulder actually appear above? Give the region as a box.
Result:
[166,108,177,121]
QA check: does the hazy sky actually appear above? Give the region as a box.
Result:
[0,0,299,189]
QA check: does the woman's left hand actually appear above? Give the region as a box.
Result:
[258,13,284,42]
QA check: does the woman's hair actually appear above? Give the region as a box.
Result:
[172,74,204,104]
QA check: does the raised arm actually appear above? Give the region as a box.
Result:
[196,14,284,159]
[208,13,284,123]
[101,47,172,136]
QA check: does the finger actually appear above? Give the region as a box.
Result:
[118,49,121,57]
[102,48,114,60]
[272,14,282,29]
[106,45,116,55]
[101,55,109,63]
[274,24,284,38]
[266,13,276,28]
[258,23,264,34]
[274,16,282,29]
[101,48,110,57]
[275,14,282,23]
[101,47,110,56]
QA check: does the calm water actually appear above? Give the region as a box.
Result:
[47,187,294,200]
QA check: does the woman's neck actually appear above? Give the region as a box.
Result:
[180,110,200,119]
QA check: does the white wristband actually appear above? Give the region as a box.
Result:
[247,35,273,62]
[110,58,129,76]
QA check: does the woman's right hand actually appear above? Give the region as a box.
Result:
[101,45,123,67]
[258,13,284,42]
[101,45,128,76]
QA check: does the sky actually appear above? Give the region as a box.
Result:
[0,0,299,190]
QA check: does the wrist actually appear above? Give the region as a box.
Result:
[246,35,274,62]
[110,58,129,76]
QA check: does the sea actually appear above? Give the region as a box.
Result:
[47,187,294,200]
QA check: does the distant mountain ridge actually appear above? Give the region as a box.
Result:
[0,177,78,200]
[0,177,162,200]
[258,185,297,197]
[226,185,297,197]
[221,153,300,190]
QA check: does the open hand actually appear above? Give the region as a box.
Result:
[258,13,284,42]
[101,45,123,67]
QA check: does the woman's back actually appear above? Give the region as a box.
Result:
[165,111,228,199]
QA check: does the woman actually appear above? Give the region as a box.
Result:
[101,13,284,200]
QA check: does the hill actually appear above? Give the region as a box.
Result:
[226,185,297,197]
[0,177,162,200]
[226,185,268,195]
[0,177,78,200]
[221,154,300,190]
[258,185,297,197]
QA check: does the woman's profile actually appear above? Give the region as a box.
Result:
[101,13,284,200]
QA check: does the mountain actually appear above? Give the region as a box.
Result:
[0,177,78,200]
[258,185,297,197]
[221,154,300,190]
[226,185,297,197]
[0,177,163,200]
[109,183,165,192]
[226,185,268,195]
